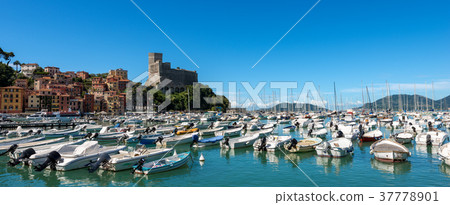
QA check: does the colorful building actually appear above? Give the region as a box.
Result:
[0,86,24,113]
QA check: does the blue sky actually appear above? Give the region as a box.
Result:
[2,0,450,109]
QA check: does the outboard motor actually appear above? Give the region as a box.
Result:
[258,137,267,151]
[34,151,61,171]
[117,134,128,145]
[27,130,33,135]
[307,129,313,137]
[8,148,36,167]
[144,127,150,134]
[154,136,164,145]
[151,127,156,133]
[83,133,93,139]
[428,122,433,131]
[190,134,199,147]
[329,121,333,128]
[223,136,230,147]
[0,144,18,156]
[295,121,300,128]
[336,130,344,138]
[35,130,42,135]
[334,125,338,131]
[90,133,99,140]
[287,138,298,150]
[131,158,145,174]
[426,134,432,146]
[88,153,111,173]
[243,123,247,130]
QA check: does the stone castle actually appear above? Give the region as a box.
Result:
[145,53,198,92]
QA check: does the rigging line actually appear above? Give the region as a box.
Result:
[277,146,319,187]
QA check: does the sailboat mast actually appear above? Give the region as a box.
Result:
[398,85,402,112]
[425,81,428,111]
[361,81,365,112]
[414,83,417,111]
[366,86,372,112]
[372,82,377,113]
[333,82,337,112]
[432,81,435,111]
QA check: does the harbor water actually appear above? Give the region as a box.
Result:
[0,119,449,187]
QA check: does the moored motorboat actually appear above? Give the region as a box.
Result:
[220,133,260,149]
[370,139,411,162]
[132,151,191,175]
[42,127,82,138]
[282,125,296,132]
[390,132,414,144]
[438,143,450,166]
[214,126,243,137]
[87,146,173,172]
[199,127,224,136]
[283,137,323,153]
[192,135,224,147]
[311,128,327,138]
[253,135,291,152]
[158,132,198,147]
[315,138,354,157]
[360,129,383,142]
[137,133,174,145]
[32,141,126,171]
[6,138,86,166]
[416,131,448,146]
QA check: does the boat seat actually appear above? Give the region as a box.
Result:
[334,143,340,147]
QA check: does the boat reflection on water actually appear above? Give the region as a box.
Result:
[315,155,353,174]
[370,158,411,175]
[220,147,252,160]
[131,163,192,187]
[439,164,450,176]
[253,151,284,165]
[415,144,439,157]
[283,152,315,166]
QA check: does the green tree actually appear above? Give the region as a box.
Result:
[0,63,17,87]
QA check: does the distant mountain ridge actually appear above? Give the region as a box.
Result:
[261,103,329,112]
[359,94,449,111]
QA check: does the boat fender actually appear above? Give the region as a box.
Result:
[8,148,36,167]
[199,153,205,161]
[287,138,298,150]
[88,153,111,173]
[0,144,18,156]
[34,151,61,171]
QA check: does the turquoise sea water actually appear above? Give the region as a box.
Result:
[0,119,449,187]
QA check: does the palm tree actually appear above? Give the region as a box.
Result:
[13,60,21,72]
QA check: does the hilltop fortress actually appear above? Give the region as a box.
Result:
[145,53,198,92]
